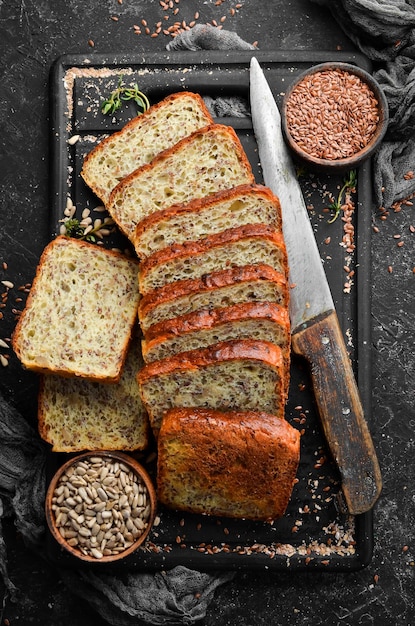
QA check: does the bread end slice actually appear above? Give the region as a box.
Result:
[157,407,300,521]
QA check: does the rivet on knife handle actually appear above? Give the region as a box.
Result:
[291,310,382,515]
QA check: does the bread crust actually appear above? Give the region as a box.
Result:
[144,301,290,343]
[138,223,287,294]
[138,264,289,333]
[138,338,284,382]
[133,183,282,258]
[157,407,301,521]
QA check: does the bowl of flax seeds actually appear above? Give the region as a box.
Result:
[45,450,157,562]
[281,62,388,171]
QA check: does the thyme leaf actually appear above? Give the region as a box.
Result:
[101,75,150,116]
[61,216,115,243]
[328,169,357,223]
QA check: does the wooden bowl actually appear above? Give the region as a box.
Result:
[45,450,157,563]
[281,62,389,172]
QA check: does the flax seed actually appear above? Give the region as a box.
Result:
[285,68,380,161]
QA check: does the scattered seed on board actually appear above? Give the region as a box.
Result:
[68,135,80,145]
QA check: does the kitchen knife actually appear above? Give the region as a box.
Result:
[249,57,382,515]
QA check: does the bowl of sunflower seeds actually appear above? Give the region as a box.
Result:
[45,450,157,562]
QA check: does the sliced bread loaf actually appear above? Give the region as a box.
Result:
[157,407,300,521]
[137,339,287,436]
[138,264,289,334]
[107,124,255,240]
[133,184,282,259]
[12,236,140,382]
[81,92,213,205]
[38,336,149,452]
[142,302,290,365]
[138,224,288,295]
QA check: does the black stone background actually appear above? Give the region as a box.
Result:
[0,0,414,624]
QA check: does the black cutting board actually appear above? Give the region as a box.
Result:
[47,49,374,572]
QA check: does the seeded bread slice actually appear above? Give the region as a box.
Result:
[12,236,140,382]
[157,407,300,521]
[138,224,288,295]
[137,339,288,436]
[107,124,255,241]
[138,264,289,334]
[38,336,149,452]
[142,301,291,365]
[133,184,282,259]
[81,92,213,205]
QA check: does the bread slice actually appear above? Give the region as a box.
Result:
[12,236,140,382]
[38,336,149,452]
[81,92,213,205]
[142,302,291,366]
[133,184,282,259]
[138,264,289,334]
[138,224,288,295]
[137,339,287,436]
[157,407,300,521]
[107,124,255,240]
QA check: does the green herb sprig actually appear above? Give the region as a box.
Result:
[328,170,357,223]
[101,75,150,116]
[62,216,115,244]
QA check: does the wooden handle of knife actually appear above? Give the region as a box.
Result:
[291,310,382,515]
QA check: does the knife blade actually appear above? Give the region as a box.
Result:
[249,57,382,515]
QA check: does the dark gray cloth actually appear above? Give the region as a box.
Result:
[168,25,254,121]
[310,0,415,208]
[166,23,255,51]
[0,393,234,625]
